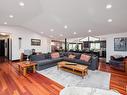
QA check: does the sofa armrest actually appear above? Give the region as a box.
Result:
[89,56,99,70]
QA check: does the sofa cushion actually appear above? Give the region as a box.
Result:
[30,54,45,61]
[61,52,68,56]
[63,57,75,62]
[51,52,60,59]
[63,57,90,66]
[60,52,67,57]
[51,58,63,63]
[59,52,65,57]
[36,58,63,66]
[80,54,91,62]
[43,53,51,59]
[65,52,74,57]
[36,59,53,66]
[74,59,90,66]
[75,53,81,59]
[68,54,75,59]
[115,57,124,61]
[112,55,123,59]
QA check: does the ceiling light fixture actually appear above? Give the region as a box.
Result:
[73,32,77,35]
[9,15,14,18]
[108,19,112,22]
[19,1,25,7]
[4,22,7,25]
[88,29,92,32]
[50,29,54,32]
[106,4,112,9]
[64,25,68,29]
[41,32,44,34]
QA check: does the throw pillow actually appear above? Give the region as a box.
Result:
[68,54,75,59]
[51,52,60,59]
[80,54,91,62]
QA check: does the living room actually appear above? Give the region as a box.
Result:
[0,0,127,95]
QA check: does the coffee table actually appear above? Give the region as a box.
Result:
[57,61,88,78]
[17,61,37,76]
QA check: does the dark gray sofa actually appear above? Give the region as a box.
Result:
[109,56,125,71]
[62,54,98,70]
[30,52,99,71]
[30,54,63,70]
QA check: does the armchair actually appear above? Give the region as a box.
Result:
[109,55,125,71]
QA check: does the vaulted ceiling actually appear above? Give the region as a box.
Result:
[0,0,127,39]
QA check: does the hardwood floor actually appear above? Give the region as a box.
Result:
[0,58,63,95]
[99,62,127,95]
[0,57,127,95]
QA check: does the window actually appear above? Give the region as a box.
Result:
[68,44,76,51]
[80,36,100,42]
[78,44,82,51]
[69,44,74,50]
[68,43,82,51]
[90,43,100,50]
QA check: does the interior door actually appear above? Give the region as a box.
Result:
[0,40,5,56]
[9,38,12,60]
[7,38,9,59]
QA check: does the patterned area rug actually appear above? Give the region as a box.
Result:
[37,66,111,90]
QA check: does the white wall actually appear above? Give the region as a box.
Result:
[99,32,127,62]
[66,32,127,62]
[0,26,51,60]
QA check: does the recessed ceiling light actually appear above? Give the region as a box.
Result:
[106,4,112,9]
[73,32,77,35]
[88,29,92,32]
[19,1,24,7]
[9,15,14,18]
[60,34,63,36]
[64,25,68,29]
[4,22,7,25]
[50,29,54,32]
[108,19,112,22]
[41,32,44,34]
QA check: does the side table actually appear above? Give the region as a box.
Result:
[17,61,36,76]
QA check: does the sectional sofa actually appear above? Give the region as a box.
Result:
[30,52,99,71]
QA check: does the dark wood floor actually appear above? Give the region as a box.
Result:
[99,62,127,95]
[0,57,127,95]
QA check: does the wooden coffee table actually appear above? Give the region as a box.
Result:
[17,61,37,76]
[57,61,88,78]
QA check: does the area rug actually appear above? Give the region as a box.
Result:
[37,66,111,90]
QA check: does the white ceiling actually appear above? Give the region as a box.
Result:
[0,0,127,39]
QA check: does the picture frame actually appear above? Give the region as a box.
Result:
[31,39,41,46]
[114,37,127,51]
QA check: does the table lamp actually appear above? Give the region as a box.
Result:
[24,49,32,61]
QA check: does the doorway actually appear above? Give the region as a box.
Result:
[0,34,12,60]
[0,40,5,56]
